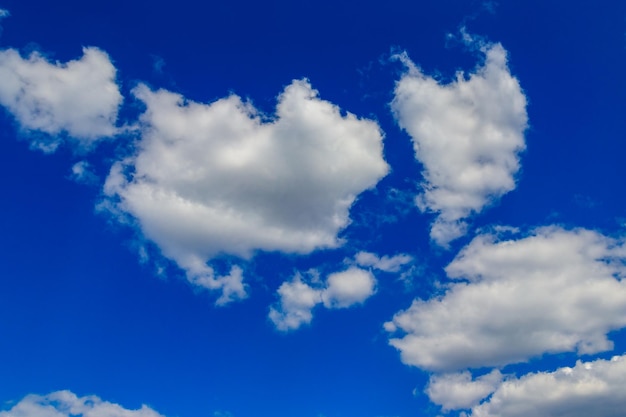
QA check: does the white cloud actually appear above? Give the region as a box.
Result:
[0,8,9,19]
[0,47,122,151]
[103,79,388,304]
[354,251,413,272]
[70,161,99,185]
[426,369,503,411]
[322,267,377,308]
[470,355,626,417]
[391,41,527,247]
[269,274,323,331]
[0,390,164,417]
[270,267,377,331]
[385,227,626,372]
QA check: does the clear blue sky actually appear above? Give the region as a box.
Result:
[1,1,626,417]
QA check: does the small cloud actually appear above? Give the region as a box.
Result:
[69,161,99,185]
[269,267,377,331]
[0,47,123,151]
[354,251,413,273]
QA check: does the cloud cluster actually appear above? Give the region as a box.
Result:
[391,42,527,246]
[103,79,388,304]
[0,47,122,151]
[386,227,626,372]
[0,390,164,417]
[269,267,377,331]
[470,355,626,417]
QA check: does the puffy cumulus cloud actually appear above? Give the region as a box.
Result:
[321,267,377,308]
[0,390,164,417]
[103,79,388,304]
[0,47,122,151]
[470,355,626,417]
[385,227,626,372]
[354,251,413,272]
[391,42,527,247]
[268,274,323,331]
[426,369,502,411]
[270,267,377,331]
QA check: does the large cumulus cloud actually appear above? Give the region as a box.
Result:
[103,79,388,304]
[386,227,626,372]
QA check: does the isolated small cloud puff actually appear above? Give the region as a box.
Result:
[0,390,164,417]
[391,39,528,247]
[0,47,122,151]
[103,79,388,305]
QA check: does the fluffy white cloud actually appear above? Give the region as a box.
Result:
[0,390,164,417]
[268,275,323,331]
[391,41,527,247]
[470,355,626,417]
[322,267,377,308]
[270,267,377,331]
[0,47,122,151]
[354,251,413,272]
[426,369,502,411]
[385,227,626,372]
[103,79,388,304]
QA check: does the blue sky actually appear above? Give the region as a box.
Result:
[1,1,626,416]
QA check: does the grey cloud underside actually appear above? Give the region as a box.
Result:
[103,79,388,304]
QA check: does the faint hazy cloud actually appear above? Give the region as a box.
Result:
[0,47,123,151]
[0,390,164,417]
[355,251,413,272]
[391,38,527,247]
[103,79,388,305]
[69,161,99,185]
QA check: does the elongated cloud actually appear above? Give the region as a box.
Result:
[0,47,122,151]
[269,267,377,331]
[0,390,164,417]
[103,79,388,304]
[426,369,503,411]
[470,355,626,417]
[392,42,527,246]
[385,227,626,372]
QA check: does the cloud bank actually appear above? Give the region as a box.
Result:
[0,391,164,417]
[0,47,122,151]
[103,79,388,304]
[392,42,527,246]
[386,227,626,372]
